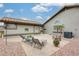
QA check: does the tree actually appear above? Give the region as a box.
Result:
[53,24,64,41]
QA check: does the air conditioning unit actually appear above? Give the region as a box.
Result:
[64,32,74,38]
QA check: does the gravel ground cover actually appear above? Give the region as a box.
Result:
[52,39,79,56]
[0,39,26,56]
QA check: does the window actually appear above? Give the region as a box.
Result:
[55,20,60,24]
[5,24,17,29]
[0,22,4,27]
[25,28,29,31]
[55,20,64,24]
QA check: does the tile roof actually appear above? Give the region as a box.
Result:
[0,17,42,26]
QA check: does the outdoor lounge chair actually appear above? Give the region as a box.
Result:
[20,35,33,45]
[20,35,44,49]
[32,37,44,49]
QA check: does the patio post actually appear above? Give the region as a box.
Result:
[5,23,7,45]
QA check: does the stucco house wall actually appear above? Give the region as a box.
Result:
[44,7,79,37]
[4,24,41,35]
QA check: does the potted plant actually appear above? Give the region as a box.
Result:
[53,38,60,47]
[53,24,64,41]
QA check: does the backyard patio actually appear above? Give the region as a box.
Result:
[0,38,26,56]
[6,34,69,56]
[1,34,79,56]
[52,38,79,56]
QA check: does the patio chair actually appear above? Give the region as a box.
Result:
[20,35,33,45]
[19,35,25,41]
[32,37,44,49]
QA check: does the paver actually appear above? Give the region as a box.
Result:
[0,39,26,56]
[52,38,79,56]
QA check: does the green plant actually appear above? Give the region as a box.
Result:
[54,24,64,33]
[53,24,64,41]
[53,38,60,47]
[27,35,32,38]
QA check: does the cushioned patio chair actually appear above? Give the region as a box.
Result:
[32,37,44,49]
[20,35,33,45]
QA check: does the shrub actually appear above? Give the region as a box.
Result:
[53,38,60,47]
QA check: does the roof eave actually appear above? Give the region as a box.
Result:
[0,19,42,26]
[43,7,65,26]
[43,4,79,26]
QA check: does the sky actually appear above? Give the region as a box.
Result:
[0,3,62,24]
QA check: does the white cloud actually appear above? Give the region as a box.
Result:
[32,5,48,13]
[40,3,54,7]
[47,16,51,19]
[19,17,29,20]
[40,3,67,7]
[4,9,15,17]
[35,16,45,23]
[36,16,44,20]
[4,9,14,13]
[40,3,71,7]
[0,3,4,8]
[32,3,59,13]
[19,17,33,21]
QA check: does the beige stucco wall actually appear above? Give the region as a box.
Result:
[4,24,41,35]
[44,8,79,37]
